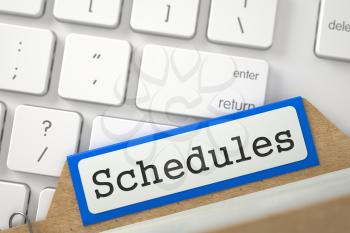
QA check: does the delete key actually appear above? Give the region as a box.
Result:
[315,0,350,61]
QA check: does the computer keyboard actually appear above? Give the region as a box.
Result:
[0,0,350,231]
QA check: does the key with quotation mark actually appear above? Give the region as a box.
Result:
[58,34,131,106]
[7,105,82,177]
[0,23,55,95]
[208,0,278,49]
[131,0,200,38]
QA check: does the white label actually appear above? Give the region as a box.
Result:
[78,106,307,214]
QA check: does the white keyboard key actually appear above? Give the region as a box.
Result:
[207,0,278,49]
[130,0,200,39]
[136,44,268,118]
[7,105,82,177]
[0,24,55,95]
[0,181,30,230]
[36,188,55,221]
[58,34,131,106]
[315,0,350,61]
[54,0,122,28]
[0,102,5,144]
[90,117,174,150]
[0,0,45,18]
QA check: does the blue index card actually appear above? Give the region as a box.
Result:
[67,96,319,226]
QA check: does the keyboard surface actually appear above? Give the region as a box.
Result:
[0,0,350,230]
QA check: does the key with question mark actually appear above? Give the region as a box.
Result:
[7,105,82,177]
